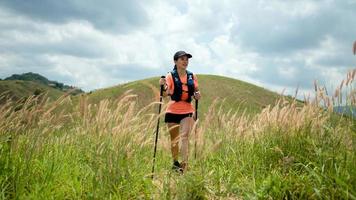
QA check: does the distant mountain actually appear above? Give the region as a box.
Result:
[0,72,84,104]
[333,106,356,118]
[0,80,65,104]
[5,72,52,84]
[4,72,84,94]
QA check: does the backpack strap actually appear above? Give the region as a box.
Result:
[170,69,182,102]
[170,69,195,103]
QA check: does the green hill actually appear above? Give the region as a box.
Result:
[5,72,53,85]
[1,73,295,117]
[0,72,84,104]
[85,74,284,117]
[0,80,65,104]
[4,72,84,94]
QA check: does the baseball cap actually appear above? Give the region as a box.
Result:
[173,51,192,60]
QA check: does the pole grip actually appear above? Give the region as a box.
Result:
[160,76,165,97]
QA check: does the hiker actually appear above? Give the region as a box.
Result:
[159,51,201,173]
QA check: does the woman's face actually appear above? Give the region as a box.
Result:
[174,56,189,70]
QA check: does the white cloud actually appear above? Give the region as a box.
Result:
[0,0,355,97]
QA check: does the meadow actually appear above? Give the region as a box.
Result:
[0,70,355,199]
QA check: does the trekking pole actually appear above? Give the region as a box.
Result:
[194,99,198,159]
[151,76,165,179]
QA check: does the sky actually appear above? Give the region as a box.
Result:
[0,0,355,98]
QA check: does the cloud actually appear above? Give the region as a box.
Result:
[0,0,355,97]
[0,0,148,33]
[231,0,356,55]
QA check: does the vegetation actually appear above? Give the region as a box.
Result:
[0,80,64,104]
[0,73,84,104]
[3,72,84,95]
[0,70,355,199]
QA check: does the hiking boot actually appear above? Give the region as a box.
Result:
[172,160,183,173]
[180,162,188,173]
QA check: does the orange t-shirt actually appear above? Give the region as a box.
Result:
[165,72,199,114]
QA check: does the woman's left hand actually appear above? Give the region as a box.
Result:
[194,91,201,100]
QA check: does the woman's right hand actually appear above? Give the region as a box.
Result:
[159,77,166,86]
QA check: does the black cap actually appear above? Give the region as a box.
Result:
[173,51,192,61]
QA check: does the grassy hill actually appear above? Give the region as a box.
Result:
[5,72,54,85]
[85,74,285,117]
[5,72,83,94]
[0,80,64,104]
[0,72,84,104]
[1,73,287,117]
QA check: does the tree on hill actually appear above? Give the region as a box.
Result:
[4,72,84,94]
[33,88,43,96]
[5,72,51,85]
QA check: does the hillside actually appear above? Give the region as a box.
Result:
[0,80,64,104]
[0,72,84,104]
[5,72,53,85]
[86,74,285,117]
[0,73,305,117]
[4,72,84,94]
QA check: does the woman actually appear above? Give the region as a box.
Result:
[159,51,201,173]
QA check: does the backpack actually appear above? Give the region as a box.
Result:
[170,68,195,103]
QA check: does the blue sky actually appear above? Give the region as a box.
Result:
[0,0,355,97]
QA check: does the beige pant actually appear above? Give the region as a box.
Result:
[168,116,194,169]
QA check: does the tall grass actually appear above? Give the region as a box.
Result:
[0,70,355,199]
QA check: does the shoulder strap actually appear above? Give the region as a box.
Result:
[170,69,182,101]
[186,70,193,77]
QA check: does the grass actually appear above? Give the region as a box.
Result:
[0,70,355,199]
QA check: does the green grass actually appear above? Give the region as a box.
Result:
[0,90,354,199]
[2,128,354,199]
